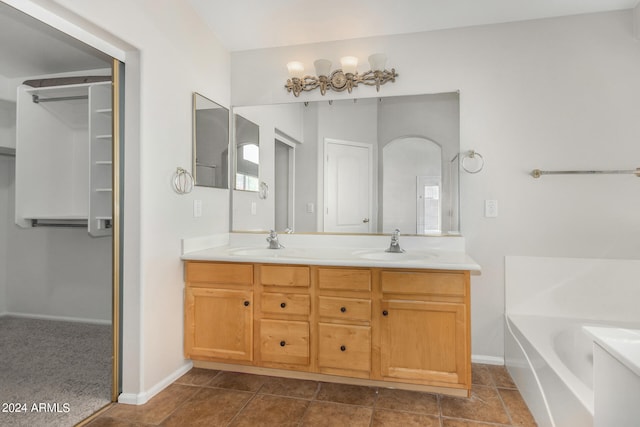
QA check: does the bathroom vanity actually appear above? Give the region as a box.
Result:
[182,235,479,397]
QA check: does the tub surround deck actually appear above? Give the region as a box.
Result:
[584,327,640,377]
[505,256,640,427]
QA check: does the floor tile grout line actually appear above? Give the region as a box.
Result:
[296,383,321,427]
[225,385,261,427]
[494,386,515,426]
[441,415,514,427]
[368,387,380,427]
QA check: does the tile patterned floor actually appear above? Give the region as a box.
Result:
[86,364,537,426]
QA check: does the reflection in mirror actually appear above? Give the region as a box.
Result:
[234,114,260,191]
[232,92,460,236]
[193,92,229,188]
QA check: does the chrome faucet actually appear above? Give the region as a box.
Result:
[385,229,405,253]
[266,229,284,249]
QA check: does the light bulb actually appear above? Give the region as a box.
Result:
[340,56,358,74]
[286,61,305,79]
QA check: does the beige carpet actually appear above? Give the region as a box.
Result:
[0,316,112,427]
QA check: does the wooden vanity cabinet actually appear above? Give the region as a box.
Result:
[184,261,471,396]
[255,265,311,371]
[184,262,254,362]
[378,270,471,389]
[316,267,372,379]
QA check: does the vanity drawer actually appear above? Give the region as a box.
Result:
[381,271,466,297]
[318,323,371,373]
[186,262,253,285]
[260,265,310,288]
[261,292,310,316]
[318,268,371,292]
[318,296,371,322]
[260,319,309,365]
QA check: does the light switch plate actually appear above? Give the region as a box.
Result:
[193,199,202,217]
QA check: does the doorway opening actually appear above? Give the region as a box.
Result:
[0,3,123,425]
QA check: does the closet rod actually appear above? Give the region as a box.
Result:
[32,94,88,104]
[531,168,640,178]
[31,219,87,228]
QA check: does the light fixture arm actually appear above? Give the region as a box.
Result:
[285,57,398,97]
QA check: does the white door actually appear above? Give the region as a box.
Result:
[324,139,372,233]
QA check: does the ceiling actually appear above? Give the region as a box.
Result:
[0,0,637,80]
[0,2,111,79]
[188,0,639,52]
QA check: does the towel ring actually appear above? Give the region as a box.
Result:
[258,181,269,199]
[173,167,194,194]
[461,150,484,174]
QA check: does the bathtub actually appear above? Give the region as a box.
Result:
[505,256,640,427]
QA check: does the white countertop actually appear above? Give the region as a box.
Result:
[180,233,480,271]
[584,326,640,377]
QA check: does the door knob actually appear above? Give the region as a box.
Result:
[362,218,370,223]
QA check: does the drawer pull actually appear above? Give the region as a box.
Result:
[340,306,347,313]
[244,301,250,307]
[280,302,287,308]
[382,310,388,316]
[340,345,346,352]
[280,340,286,347]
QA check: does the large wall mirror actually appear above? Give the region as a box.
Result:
[192,92,229,188]
[231,92,460,235]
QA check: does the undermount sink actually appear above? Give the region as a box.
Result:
[352,250,434,262]
[228,247,299,257]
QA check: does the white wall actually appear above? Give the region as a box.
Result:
[27,0,233,401]
[231,10,640,360]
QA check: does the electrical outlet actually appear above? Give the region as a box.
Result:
[251,202,257,215]
[193,199,202,217]
[485,200,498,217]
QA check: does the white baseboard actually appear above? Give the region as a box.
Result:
[472,354,505,365]
[118,361,193,405]
[2,311,111,325]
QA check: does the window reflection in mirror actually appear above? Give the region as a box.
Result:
[234,114,260,191]
[192,92,229,188]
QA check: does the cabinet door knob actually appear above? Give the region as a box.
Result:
[244,301,250,307]
[340,306,347,313]
[340,345,346,352]
[382,310,388,316]
[280,341,286,347]
[280,302,286,308]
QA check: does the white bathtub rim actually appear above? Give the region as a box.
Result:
[505,314,556,427]
[507,314,596,415]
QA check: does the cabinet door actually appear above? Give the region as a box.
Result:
[380,300,467,386]
[185,287,253,361]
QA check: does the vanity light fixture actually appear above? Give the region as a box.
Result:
[285,54,398,97]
